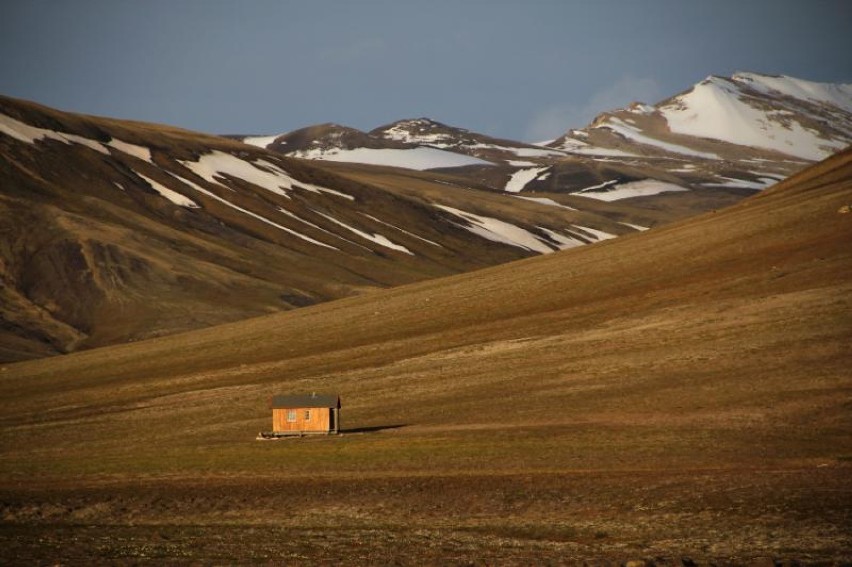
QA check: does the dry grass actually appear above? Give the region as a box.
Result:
[0,151,850,563]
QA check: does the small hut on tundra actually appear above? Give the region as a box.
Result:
[267,393,341,436]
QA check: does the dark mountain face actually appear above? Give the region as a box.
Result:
[0,96,628,361]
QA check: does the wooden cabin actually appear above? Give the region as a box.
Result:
[269,393,341,436]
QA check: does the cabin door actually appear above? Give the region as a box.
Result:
[329,409,336,432]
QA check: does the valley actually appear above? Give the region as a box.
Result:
[1,147,849,563]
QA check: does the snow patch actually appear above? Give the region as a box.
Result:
[361,214,442,247]
[555,136,642,157]
[627,103,655,115]
[573,179,688,202]
[702,176,776,190]
[254,158,354,200]
[510,147,566,158]
[733,72,852,113]
[135,172,199,208]
[573,225,617,241]
[180,151,353,200]
[316,213,412,254]
[292,146,493,170]
[513,196,576,211]
[168,172,337,250]
[379,122,457,145]
[577,179,619,193]
[537,227,584,249]
[602,117,720,159]
[108,138,152,162]
[0,113,108,154]
[276,208,365,250]
[435,205,553,254]
[60,132,109,154]
[504,167,550,193]
[242,134,281,148]
[668,164,697,173]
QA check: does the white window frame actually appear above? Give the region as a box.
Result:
[286,409,297,422]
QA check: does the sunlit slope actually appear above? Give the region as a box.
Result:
[2,95,617,361]
[1,149,849,480]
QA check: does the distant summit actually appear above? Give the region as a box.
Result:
[237,72,852,201]
[5,71,846,360]
[550,72,852,161]
[236,116,563,170]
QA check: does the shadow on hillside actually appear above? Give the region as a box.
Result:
[342,424,407,434]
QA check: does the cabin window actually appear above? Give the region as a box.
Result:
[286,410,297,422]
[304,410,311,420]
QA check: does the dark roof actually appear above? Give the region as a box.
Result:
[271,394,340,409]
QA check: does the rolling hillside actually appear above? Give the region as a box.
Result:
[1,148,849,563]
[0,96,636,362]
[3,72,849,363]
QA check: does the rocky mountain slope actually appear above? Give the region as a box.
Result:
[545,72,852,196]
[0,96,633,362]
[2,72,849,362]
[552,72,852,161]
[239,118,561,170]
[244,72,850,204]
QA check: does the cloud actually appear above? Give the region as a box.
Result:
[524,76,662,142]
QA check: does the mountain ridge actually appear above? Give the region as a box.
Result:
[0,95,635,361]
[2,71,850,362]
[242,72,850,202]
[552,72,852,162]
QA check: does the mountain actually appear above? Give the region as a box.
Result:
[552,72,852,162]
[3,72,849,362]
[0,96,633,361]
[238,117,562,170]
[248,72,851,204]
[546,72,852,196]
[2,149,849,563]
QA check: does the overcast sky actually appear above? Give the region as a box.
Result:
[2,0,850,142]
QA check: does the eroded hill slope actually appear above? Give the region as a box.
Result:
[0,96,632,361]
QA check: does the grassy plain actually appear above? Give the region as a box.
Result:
[1,151,851,563]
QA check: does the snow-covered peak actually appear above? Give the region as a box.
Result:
[731,72,852,113]
[389,117,460,130]
[374,118,470,146]
[547,71,852,165]
[658,72,852,160]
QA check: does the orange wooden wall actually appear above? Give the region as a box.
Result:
[272,407,331,433]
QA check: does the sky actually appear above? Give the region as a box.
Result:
[2,0,850,142]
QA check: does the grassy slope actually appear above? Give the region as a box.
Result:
[0,150,850,563]
[0,94,784,365]
[1,95,540,361]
